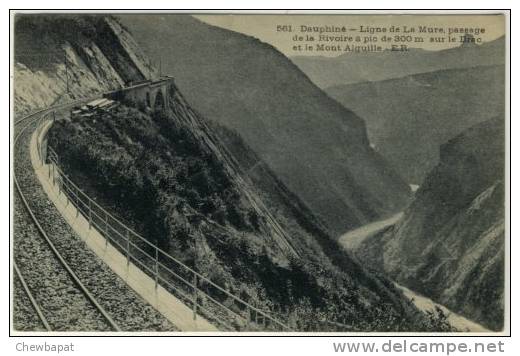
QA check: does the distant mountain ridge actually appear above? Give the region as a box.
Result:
[355,117,505,331]
[326,64,505,183]
[292,36,505,88]
[118,14,412,236]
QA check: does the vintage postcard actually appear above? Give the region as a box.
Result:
[11,11,509,335]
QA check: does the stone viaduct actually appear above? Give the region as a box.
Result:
[104,76,174,112]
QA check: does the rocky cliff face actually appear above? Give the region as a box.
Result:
[326,65,505,184]
[17,14,439,331]
[13,14,156,115]
[356,118,505,330]
[118,14,412,237]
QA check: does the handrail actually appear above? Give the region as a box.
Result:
[18,111,121,332]
[48,150,283,319]
[40,121,291,331]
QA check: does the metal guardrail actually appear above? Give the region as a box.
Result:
[17,108,122,332]
[35,115,291,332]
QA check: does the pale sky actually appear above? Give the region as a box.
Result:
[195,14,505,57]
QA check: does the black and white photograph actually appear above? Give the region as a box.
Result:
[10,10,509,337]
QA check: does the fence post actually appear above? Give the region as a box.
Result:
[88,199,92,230]
[64,176,69,207]
[154,247,159,290]
[75,186,79,219]
[38,123,43,164]
[193,274,198,320]
[246,305,251,331]
[126,230,130,267]
[104,212,109,248]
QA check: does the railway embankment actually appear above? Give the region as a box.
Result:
[13,107,178,332]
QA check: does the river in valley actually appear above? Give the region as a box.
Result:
[338,213,489,332]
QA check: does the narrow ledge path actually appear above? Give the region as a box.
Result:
[31,119,218,332]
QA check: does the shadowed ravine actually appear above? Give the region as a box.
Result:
[339,215,489,332]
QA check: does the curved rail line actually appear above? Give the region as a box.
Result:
[13,261,51,331]
[15,96,292,332]
[13,100,121,332]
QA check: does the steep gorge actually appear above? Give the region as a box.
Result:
[326,65,505,184]
[118,14,412,236]
[15,14,446,331]
[48,79,435,332]
[356,118,505,331]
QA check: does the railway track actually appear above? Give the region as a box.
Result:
[13,95,290,332]
[12,101,176,332]
[13,106,120,331]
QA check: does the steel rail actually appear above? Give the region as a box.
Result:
[19,93,291,331]
[13,261,52,331]
[13,103,121,332]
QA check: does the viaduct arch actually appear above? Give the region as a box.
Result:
[104,76,174,113]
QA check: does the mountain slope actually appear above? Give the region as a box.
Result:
[15,14,443,332]
[118,14,412,236]
[47,79,437,332]
[292,36,505,88]
[13,14,156,116]
[355,118,505,330]
[326,65,505,183]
